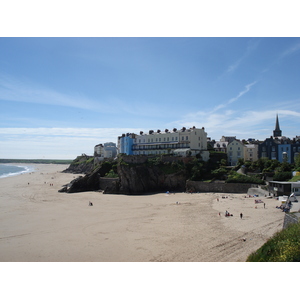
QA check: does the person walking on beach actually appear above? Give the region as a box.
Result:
[240,213,243,219]
[264,203,265,208]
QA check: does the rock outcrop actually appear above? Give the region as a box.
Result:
[115,162,186,194]
[60,155,188,195]
[62,155,95,174]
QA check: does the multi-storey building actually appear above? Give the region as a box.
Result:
[94,142,117,160]
[227,139,245,166]
[244,143,258,162]
[291,139,300,163]
[118,126,210,160]
[258,115,284,161]
[258,136,280,160]
[212,141,228,153]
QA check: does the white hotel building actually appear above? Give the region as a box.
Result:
[118,126,210,161]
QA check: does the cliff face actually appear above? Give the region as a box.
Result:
[60,155,188,195]
[116,163,186,194]
[62,155,95,174]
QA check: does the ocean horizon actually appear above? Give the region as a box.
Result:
[0,164,34,179]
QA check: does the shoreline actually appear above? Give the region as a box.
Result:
[0,163,36,179]
[0,164,285,262]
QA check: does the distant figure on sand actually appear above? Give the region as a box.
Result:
[89,201,93,206]
[240,213,243,219]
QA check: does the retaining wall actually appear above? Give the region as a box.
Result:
[186,180,252,193]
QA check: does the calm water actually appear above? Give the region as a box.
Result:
[0,164,34,179]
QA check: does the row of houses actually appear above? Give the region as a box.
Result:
[210,115,300,165]
[117,126,210,161]
[93,115,300,165]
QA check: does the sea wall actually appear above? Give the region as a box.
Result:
[186,180,252,193]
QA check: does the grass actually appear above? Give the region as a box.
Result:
[246,221,300,262]
[289,175,300,182]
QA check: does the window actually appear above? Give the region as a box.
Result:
[186,136,188,140]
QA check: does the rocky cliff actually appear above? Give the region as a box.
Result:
[115,162,186,194]
[60,155,188,194]
[62,155,95,174]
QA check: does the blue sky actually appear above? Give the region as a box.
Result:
[1,37,300,159]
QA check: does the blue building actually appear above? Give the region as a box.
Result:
[118,133,135,155]
[278,142,291,163]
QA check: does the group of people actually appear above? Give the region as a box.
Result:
[225,210,233,217]
[223,210,244,219]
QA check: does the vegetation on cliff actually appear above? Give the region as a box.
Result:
[61,153,300,194]
[247,221,300,262]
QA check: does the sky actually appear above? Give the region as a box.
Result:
[1,37,300,159]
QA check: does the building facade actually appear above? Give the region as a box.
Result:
[94,142,117,160]
[244,143,258,162]
[118,126,210,160]
[227,139,245,166]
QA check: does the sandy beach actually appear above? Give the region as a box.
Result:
[0,164,285,262]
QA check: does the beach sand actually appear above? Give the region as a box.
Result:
[0,164,285,262]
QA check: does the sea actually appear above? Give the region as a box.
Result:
[0,164,34,179]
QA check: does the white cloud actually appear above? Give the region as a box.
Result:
[172,108,300,141]
[209,81,257,114]
[0,127,143,159]
[228,81,257,104]
[280,42,300,58]
[226,39,261,74]
[0,73,98,111]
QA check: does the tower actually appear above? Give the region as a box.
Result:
[273,114,282,137]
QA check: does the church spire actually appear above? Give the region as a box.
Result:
[273,114,282,137]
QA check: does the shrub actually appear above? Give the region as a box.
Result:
[273,172,293,181]
[226,172,265,184]
[104,170,119,178]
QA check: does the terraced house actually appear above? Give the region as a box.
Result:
[118,126,210,161]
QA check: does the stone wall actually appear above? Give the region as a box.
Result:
[186,180,252,193]
[283,212,300,229]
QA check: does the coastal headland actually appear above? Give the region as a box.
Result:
[0,164,284,262]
